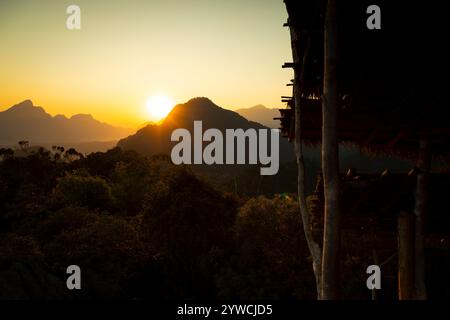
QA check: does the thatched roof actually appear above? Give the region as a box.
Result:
[279,0,449,159]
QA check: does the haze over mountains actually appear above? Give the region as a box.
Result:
[0,99,287,156]
[118,97,294,161]
[0,97,412,193]
[117,97,295,188]
[0,100,133,150]
[235,104,281,129]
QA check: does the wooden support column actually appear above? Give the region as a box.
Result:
[288,23,323,299]
[398,211,415,300]
[413,138,431,300]
[321,0,341,300]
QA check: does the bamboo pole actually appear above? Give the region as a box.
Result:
[321,0,341,300]
[398,211,415,300]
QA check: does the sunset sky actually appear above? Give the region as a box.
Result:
[0,0,292,128]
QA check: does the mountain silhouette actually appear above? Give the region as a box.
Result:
[0,100,133,145]
[118,97,294,162]
[235,104,281,129]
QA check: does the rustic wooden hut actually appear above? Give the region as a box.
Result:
[279,0,449,299]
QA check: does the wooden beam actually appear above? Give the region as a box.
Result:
[282,62,299,69]
[320,0,341,300]
[398,211,415,300]
[413,138,431,300]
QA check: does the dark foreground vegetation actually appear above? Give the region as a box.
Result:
[0,146,315,299]
[0,146,448,299]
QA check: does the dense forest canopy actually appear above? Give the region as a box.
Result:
[0,146,316,299]
[1,145,448,299]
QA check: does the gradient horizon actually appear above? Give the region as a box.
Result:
[0,0,292,128]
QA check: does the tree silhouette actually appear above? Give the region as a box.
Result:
[18,140,29,153]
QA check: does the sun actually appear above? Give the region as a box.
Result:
[146,95,175,122]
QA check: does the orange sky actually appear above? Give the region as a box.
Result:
[0,0,292,129]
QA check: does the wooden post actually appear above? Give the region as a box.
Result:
[413,138,431,299]
[398,211,415,300]
[288,22,323,299]
[321,0,341,300]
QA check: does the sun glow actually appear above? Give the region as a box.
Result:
[146,95,175,122]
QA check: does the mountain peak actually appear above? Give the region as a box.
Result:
[2,99,51,119]
[164,97,225,127]
[9,99,35,110]
[250,104,267,109]
[184,97,216,108]
[54,114,68,120]
[235,104,280,129]
[118,97,294,163]
[0,100,133,145]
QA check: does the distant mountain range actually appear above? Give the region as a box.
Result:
[0,100,133,146]
[118,97,294,162]
[0,98,413,193]
[118,98,295,186]
[235,104,281,129]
